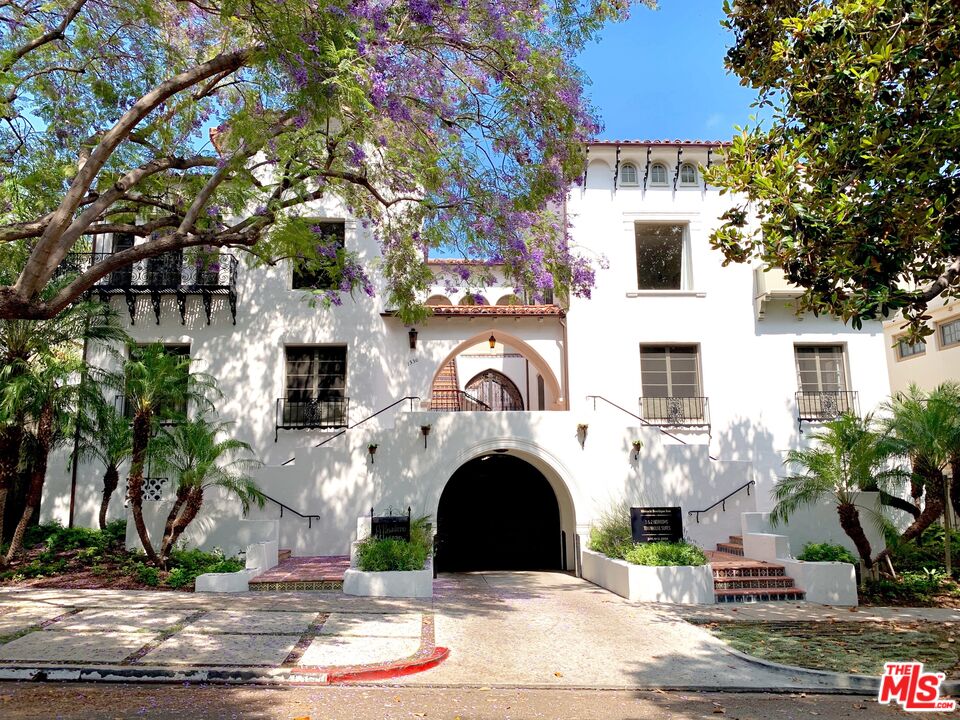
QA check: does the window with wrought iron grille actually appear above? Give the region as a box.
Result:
[292,221,345,290]
[639,345,705,423]
[635,223,688,290]
[940,317,960,349]
[283,346,347,427]
[794,345,854,419]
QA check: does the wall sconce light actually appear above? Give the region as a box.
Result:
[420,424,432,449]
[488,334,496,349]
[631,439,644,461]
[368,443,378,464]
[408,327,418,350]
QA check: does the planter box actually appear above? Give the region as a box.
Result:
[343,557,433,598]
[581,548,715,604]
[195,540,278,593]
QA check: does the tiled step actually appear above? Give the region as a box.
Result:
[715,542,745,556]
[714,588,806,603]
[713,576,798,590]
[711,564,786,578]
[278,548,292,562]
[727,535,743,545]
[249,555,350,593]
[249,579,343,592]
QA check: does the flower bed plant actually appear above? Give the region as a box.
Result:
[624,540,707,567]
[355,515,432,572]
[796,542,857,565]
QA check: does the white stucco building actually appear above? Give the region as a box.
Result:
[883,296,960,395]
[41,140,892,586]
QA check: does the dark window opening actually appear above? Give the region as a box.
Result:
[635,223,684,290]
[292,221,346,290]
[283,346,347,426]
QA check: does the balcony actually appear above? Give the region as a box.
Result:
[795,390,859,430]
[754,267,804,320]
[429,389,491,412]
[639,396,710,428]
[275,395,349,441]
[56,251,239,325]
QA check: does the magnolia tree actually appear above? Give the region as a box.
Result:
[0,0,651,321]
[706,0,960,337]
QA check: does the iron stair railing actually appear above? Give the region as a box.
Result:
[687,480,755,524]
[256,492,321,528]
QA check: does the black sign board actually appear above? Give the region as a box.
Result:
[371,506,411,542]
[630,506,683,544]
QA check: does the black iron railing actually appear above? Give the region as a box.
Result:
[55,251,239,325]
[639,396,709,427]
[257,492,321,528]
[795,390,858,430]
[275,395,349,440]
[688,480,755,524]
[429,389,491,412]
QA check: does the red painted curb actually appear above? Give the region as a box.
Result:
[326,647,450,683]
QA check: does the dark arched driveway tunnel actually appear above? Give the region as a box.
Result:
[435,454,562,572]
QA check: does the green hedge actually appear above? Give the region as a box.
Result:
[355,515,432,572]
[623,540,707,567]
[797,542,857,565]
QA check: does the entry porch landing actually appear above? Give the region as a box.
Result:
[249,555,351,592]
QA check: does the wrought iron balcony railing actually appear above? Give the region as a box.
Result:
[275,395,350,440]
[638,396,710,427]
[56,251,239,325]
[795,390,858,430]
[429,389,492,412]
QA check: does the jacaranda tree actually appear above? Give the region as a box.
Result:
[0,0,653,322]
[706,0,960,337]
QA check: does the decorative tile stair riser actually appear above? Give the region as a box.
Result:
[706,539,805,604]
[248,555,350,593]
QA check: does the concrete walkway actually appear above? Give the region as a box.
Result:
[0,572,947,689]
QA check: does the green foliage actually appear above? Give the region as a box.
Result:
[134,563,160,587]
[708,0,960,334]
[624,541,707,567]
[163,548,244,588]
[586,501,633,560]
[797,542,858,565]
[886,525,960,577]
[863,570,953,606]
[356,537,429,572]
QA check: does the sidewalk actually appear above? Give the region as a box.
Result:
[0,573,948,689]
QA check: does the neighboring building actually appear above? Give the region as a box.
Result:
[883,296,960,395]
[41,140,891,576]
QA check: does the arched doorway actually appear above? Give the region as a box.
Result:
[465,370,524,410]
[435,454,561,572]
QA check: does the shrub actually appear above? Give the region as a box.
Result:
[862,569,949,605]
[587,501,633,560]
[165,548,244,589]
[356,537,428,572]
[134,563,159,586]
[886,525,960,577]
[624,541,707,567]
[797,542,858,565]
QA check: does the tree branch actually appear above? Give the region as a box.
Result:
[1,0,88,72]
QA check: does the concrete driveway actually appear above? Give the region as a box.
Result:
[413,571,838,690]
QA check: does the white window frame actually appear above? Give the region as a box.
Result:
[679,163,698,186]
[649,163,669,187]
[895,335,926,360]
[620,162,638,186]
[633,221,693,291]
[794,344,849,393]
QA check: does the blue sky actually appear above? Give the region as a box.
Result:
[576,0,757,141]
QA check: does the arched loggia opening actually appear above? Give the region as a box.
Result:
[435,454,562,572]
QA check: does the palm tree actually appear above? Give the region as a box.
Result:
[880,384,956,548]
[118,343,217,565]
[0,296,126,542]
[150,416,264,568]
[930,382,960,520]
[771,412,902,570]
[1,353,106,562]
[72,404,132,529]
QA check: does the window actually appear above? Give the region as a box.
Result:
[292,221,345,290]
[109,233,135,287]
[522,287,554,305]
[496,294,522,306]
[283,346,347,427]
[795,345,846,392]
[649,163,668,186]
[639,345,705,423]
[458,294,488,305]
[794,345,854,421]
[635,223,687,290]
[679,163,698,185]
[537,374,545,410]
[620,163,638,186]
[940,317,960,349]
[896,336,926,360]
[425,294,452,306]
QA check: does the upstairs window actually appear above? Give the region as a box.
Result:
[940,317,960,349]
[896,336,926,360]
[283,346,348,428]
[620,163,638,186]
[795,345,846,393]
[649,163,668,186]
[679,163,698,185]
[635,223,687,290]
[292,221,345,290]
[125,344,190,421]
[640,345,701,398]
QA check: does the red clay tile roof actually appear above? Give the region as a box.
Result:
[425,258,501,266]
[588,139,731,147]
[427,304,565,317]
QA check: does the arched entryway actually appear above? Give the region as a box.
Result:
[435,454,562,572]
[465,370,524,410]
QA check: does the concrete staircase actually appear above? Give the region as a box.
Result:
[709,536,805,603]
